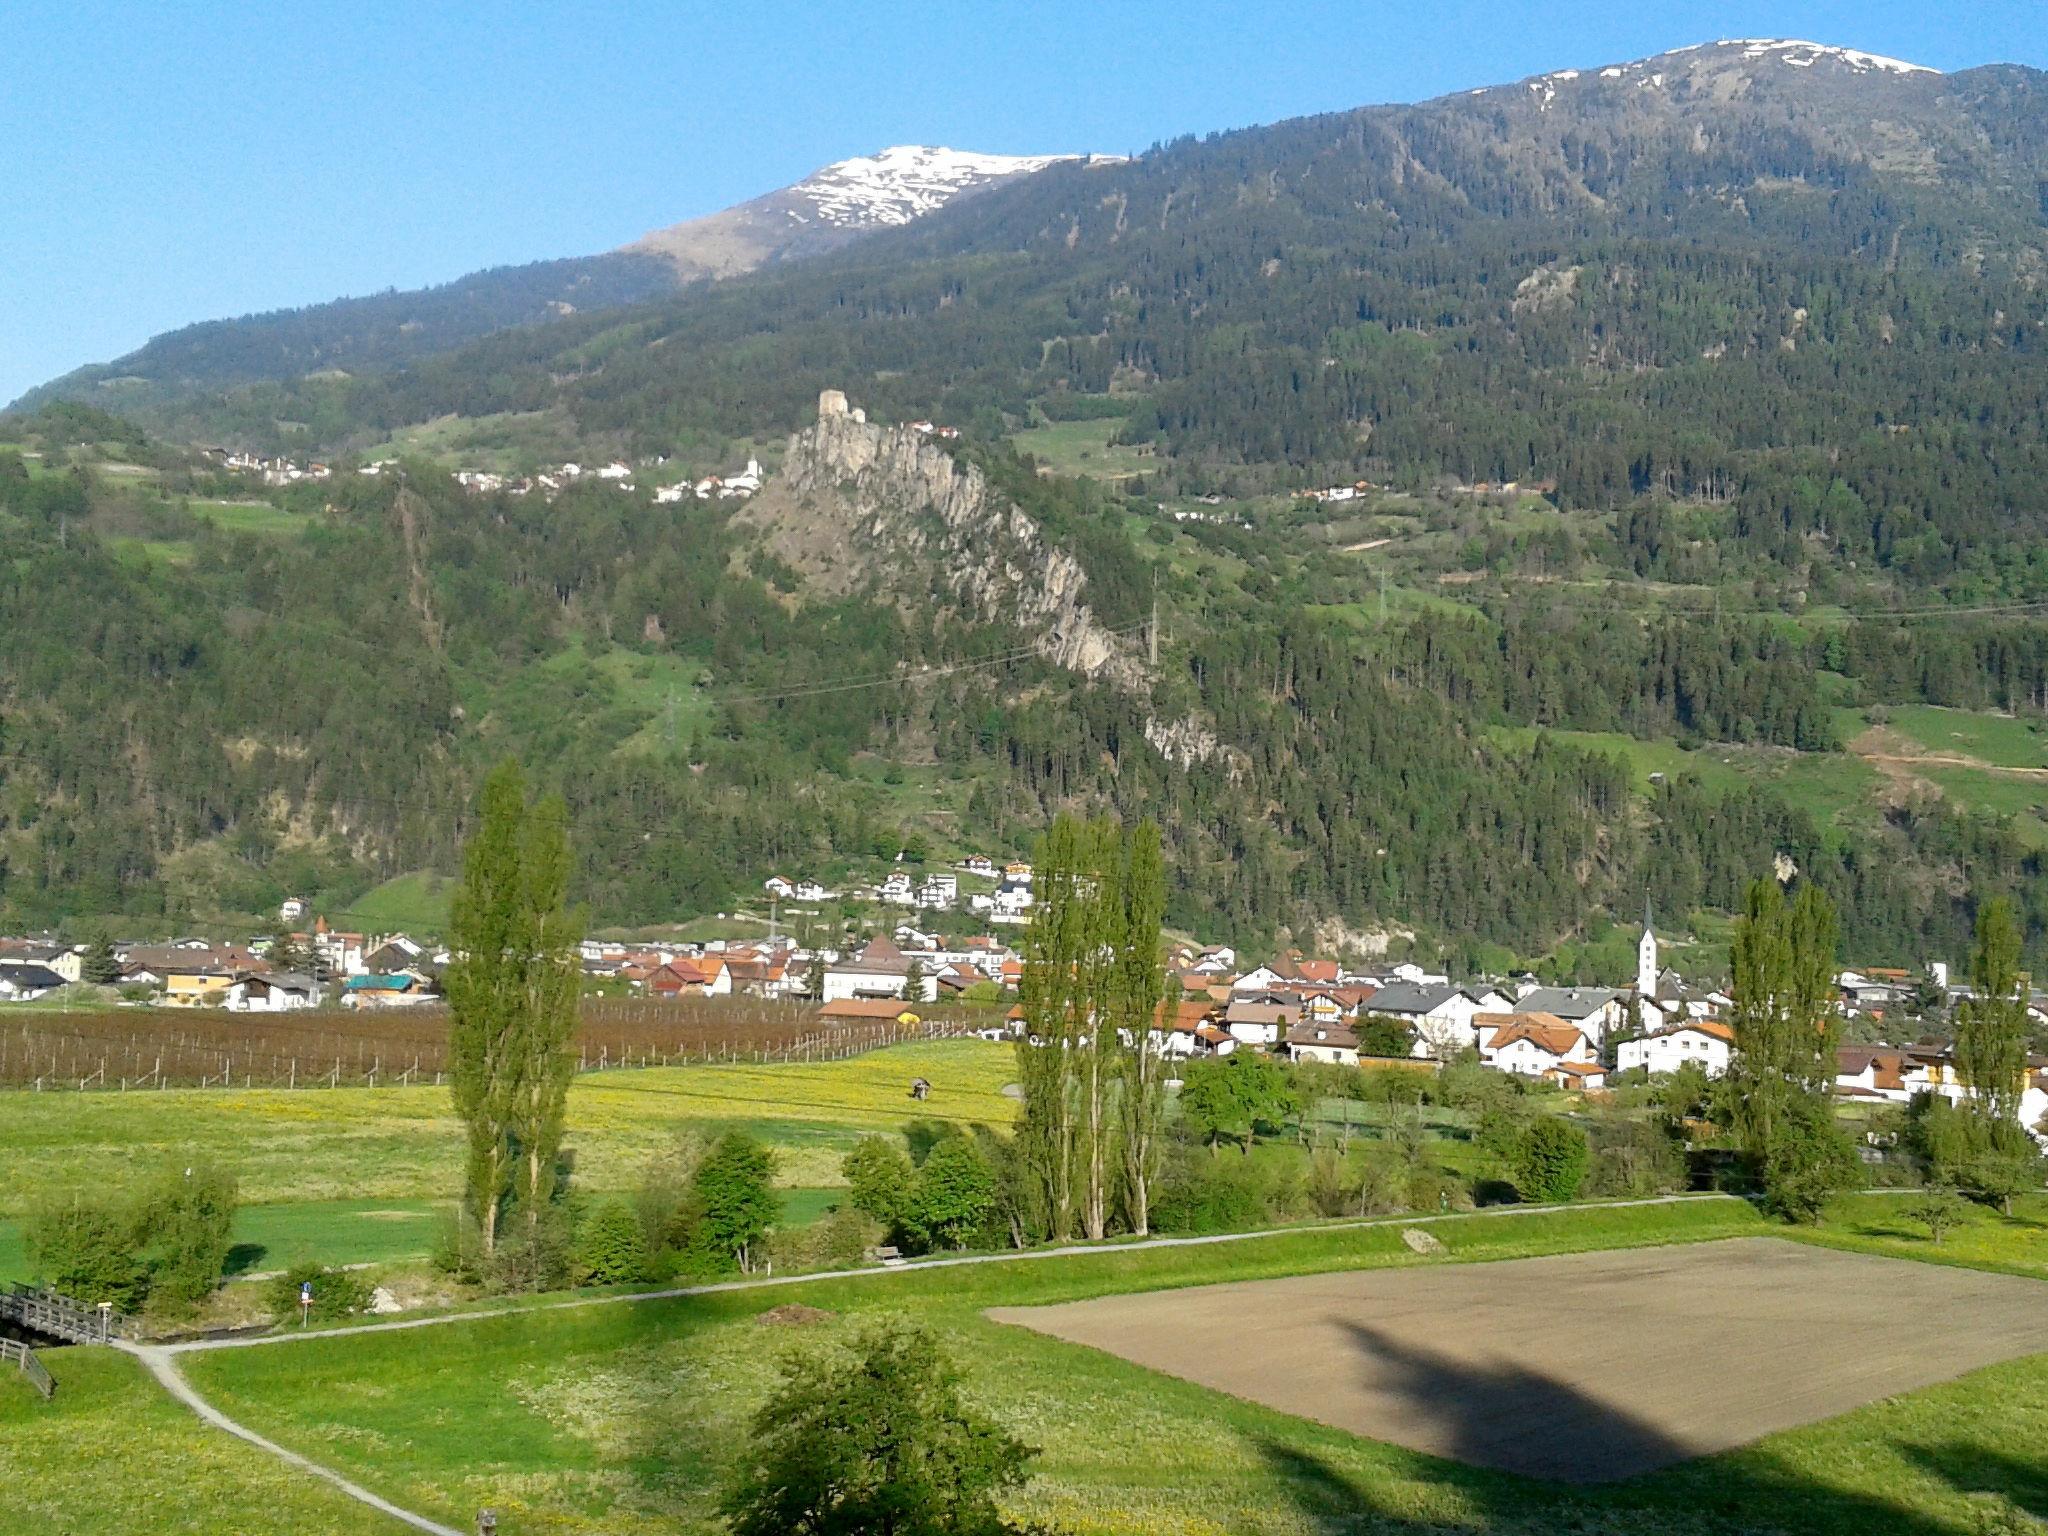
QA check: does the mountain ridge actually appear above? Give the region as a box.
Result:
[10,144,1093,416]
[23,37,2043,426]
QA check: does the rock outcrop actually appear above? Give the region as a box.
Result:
[738,397,1150,692]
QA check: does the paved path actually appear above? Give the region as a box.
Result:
[107,1193,1743,1532]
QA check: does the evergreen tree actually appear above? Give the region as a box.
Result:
[902,956,926,1004]
[80,937,121,986]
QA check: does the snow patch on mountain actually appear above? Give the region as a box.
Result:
[790,146,1089,230]
[1715,39,1938,75]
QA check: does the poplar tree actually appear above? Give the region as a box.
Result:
[445,760,582,1267]
[1074,816,1120,1242]
[1955,897,2030,1128]
[1728,877,1839,1157]
[1113,821,1168,1236]
[1017,814,1084,1241]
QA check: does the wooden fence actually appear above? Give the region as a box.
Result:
[0,1338,54,1398]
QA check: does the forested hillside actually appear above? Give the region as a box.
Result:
[8,41,2048,970]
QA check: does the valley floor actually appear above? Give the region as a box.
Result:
[12,1197,2047,1535]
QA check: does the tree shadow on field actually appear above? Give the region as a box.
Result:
[222,1243,267,1277]
[1246,1322,2027,1536]
[1903,1443,2048,1522]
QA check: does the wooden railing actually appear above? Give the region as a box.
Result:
[0,1337,53,1398]
[1,1285,130,1344]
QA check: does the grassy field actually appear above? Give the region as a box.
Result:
[192,498,306,537]
[0,1040,1018,1216]
[134,1197,2046,1535]
[1806,1189,2048,1278]
[0,1186,845,1287]
[6,1349,377,1536]
[1486,725,1877,828]
[1010,417,1156,481]
[1874,705,2048,769]
[339,869,457,932]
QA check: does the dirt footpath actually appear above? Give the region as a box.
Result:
[988,1237,2048,1482]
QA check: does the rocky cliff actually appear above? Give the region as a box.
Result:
[736,394,1151,691]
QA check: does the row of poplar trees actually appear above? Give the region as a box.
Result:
[1726,876,2040,1219]
[1015,812,1171,1241]
[443,760,584,1279]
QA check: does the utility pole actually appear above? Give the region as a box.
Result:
[1148,581,1159,669]
[1378,568,1389,623]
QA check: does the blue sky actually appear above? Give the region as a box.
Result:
[3,0,2044,405]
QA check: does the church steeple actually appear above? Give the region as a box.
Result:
[1636,897,1658,1000]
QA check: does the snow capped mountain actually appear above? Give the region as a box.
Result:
[1707,39,1937,75]
[1497,37,1942,106]
[626,144,1094,280]
[788,146,1089,230]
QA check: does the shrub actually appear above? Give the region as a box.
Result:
[902,1134,997,1252]
[1306,1143,1362,1217]
[1513,1117,1591,1203]
[25,1195,149,1311]
[265,1263,374,1324]
[767,1205,880,1274]
[842,1135,915,1232]
[1584,1112,1686,1199]
[1153,1153,1274,1234]
[26,1160,240,1316]
[575,1197,649,1285]
[1760,1094,1864,1224]
[721,1319,1037,1536]
[137,1162,239,1313]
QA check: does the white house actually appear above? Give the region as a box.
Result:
[1512,987,1627,1048]
[916,874,958,909]
[763,876,797,900]
[0,963,66,1002]
[1285,1018,1361,1066]
[1617,1021,1735,1078]
[280,896,308,923]
[1474,1013,1599,1080]
[1371,983,1514,1058]
[793,878,833,903]
[878,872,917,906]
[1223,1000,1296,1050]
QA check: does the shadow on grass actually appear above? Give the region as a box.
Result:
[1903,1442,2048,1523]
[223,1243,267,1278]
[1244,1324,2041,1536]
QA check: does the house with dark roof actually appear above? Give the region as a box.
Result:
[1285,1017,1361,1066]
[1365,982,1514,1058]
[0,962,66,1001]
